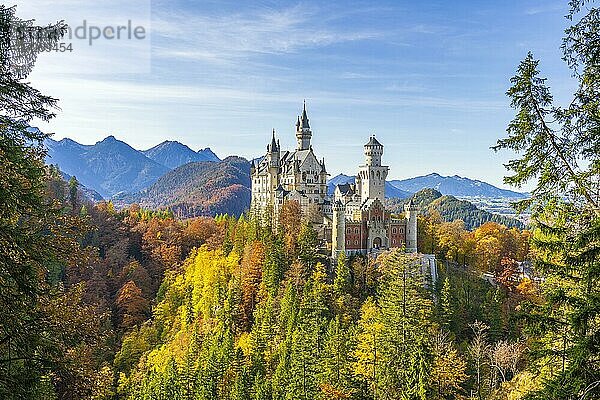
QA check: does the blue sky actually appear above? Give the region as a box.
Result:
[20,0,577,190]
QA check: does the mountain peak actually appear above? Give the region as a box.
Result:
[197,147,220,162]
[143,141,219,169]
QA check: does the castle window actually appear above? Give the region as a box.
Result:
[355,240,358,245]
[355,228,359,234]
[392,227,397,234]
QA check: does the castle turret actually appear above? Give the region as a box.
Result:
[404,199,418,253]
[266,129,280,168]
[332,200,346,259]
[357,135,389,203]
[295,101,312,151]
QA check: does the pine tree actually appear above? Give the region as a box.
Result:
[0,6,72,398]
[319,316,354,399]
[493,2,600,397]
[333,252,351,295]
[439,276,452,329]
[377,250,434,399]
[298,222,319,270]
[68,175,79,213]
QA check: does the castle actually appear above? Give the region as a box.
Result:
[250,102,418,258]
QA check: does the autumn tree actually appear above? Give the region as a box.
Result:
[240,241,266,328]
[279,200,302,256]
[430,331,468,399]
[116,280,150,330]
[468,321,491,400]
[352,297,384,399]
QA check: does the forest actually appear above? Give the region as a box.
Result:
[1,1,599,399]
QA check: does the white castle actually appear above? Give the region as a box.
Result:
[250,102,418,257]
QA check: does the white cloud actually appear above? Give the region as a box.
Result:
[151,4,383,63]
[524,3,564,16]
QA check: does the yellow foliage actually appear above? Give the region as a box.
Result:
[236,332,252,357]
[352,298,384,384]
[516,278,537,298]
[497,371,540,400]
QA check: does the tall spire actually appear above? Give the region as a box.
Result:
[300,99,310,129]
[269,128,279,152]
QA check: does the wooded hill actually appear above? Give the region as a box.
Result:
[121,156,252,218]
[386,188,524,230]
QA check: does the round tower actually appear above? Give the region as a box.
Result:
[404,199,418,253]
[364,135,384,166]
[358,135,388,203]
[332,200,346,259]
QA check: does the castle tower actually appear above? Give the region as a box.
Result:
[332,200,346,259]
[266,129,280,168]
[295,101,312,151]
[404,199,418,252]
[357,135,389,203]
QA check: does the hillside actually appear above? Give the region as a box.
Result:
[126,156,251,217]
[327,173,412,198]
[385,188,524,230]
[45,136,170,197]
[143,140,220,169]
[389,173,527,198]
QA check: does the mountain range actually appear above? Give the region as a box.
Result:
[388,173,527,199]
[45,135,220,198]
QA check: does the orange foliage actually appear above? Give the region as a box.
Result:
[279,200,302,257]
[319,383,352,399]
[116,280,149,330]
[241,241,266,328]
